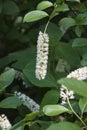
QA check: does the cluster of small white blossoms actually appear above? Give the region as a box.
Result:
[60,66,87,104]
[35,31,49,80]
[0,114,12,130]
[14,91,40,112]
[60,86,74,104]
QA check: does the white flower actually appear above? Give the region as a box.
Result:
[35,31,49,80]
[14,91,40,112]
[67,66,87,80]
[0,114,12,130]
[60,66,87,104]
[60,85,74,104]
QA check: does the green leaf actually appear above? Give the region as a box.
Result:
[23,112,39,121]
[58,78,87,98]
[72,38,87,47]
[41,90,59,108]
[23,60,57,87]
[36,22,62,46]
[81,60,87,66]
[11,47,36,69]
[66,0,80,3]
[0,69,15,92]
[46,122,81,130]
[0,96,22,108]
[23,10,49,23]
[46,22,63,44]
[10,121,24,130]
[43,105,70,116]
[75,26,83,37]
[0,56,12,70]
[37,1,53,10]
[55,42,80,67]
[35,120,51,130]
[0,47,36,70]
[82,53,87,61]
[3,0,19,15]
[56,3,69,12]
[30,122,41,130]
[79,97,87,114]
[56,0,63,4]
[74,46,87,56]
[81,53,87,66]
[76,4,86,13]
[59,17,76,30]
[76,13,87,25]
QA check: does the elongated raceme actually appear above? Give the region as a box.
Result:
[14,91,40,112]
[35,31,49,80]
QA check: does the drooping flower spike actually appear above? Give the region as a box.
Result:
[14,91,40,112]
[35,31,49,80]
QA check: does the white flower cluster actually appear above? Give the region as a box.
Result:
[14,91,40,112]
[60,66,87,104]
[14,16,23,25]
[60,85,74,104]
[35,31,49,80]
[0,114,12,130]
[67,66,87,80]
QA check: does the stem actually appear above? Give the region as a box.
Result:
[44,2,57,33]
[44,20,50,33]
[66,95,87,127]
